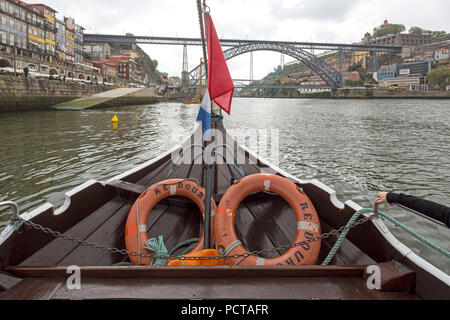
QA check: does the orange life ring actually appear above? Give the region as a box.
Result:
[125,179,217,266]
[215,174,321,266]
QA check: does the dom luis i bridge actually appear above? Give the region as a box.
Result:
[84,34,403,90]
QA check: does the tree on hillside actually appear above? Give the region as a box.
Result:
[427,68,450,89]
[151,59,158,71]
[373,24,405,37]
[409,26,424,35]
[409,26,447,40]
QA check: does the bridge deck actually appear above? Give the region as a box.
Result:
[84,34,403,52]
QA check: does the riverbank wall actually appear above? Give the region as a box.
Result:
[0,76,111,112]
[331,88,450,99]
[237,88,450,99]
[0,76,167,112]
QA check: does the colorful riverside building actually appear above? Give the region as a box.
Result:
[64,16,75,65]
[0,0,28,67]
[25,3,56,63]
[54,17,65,62]
[74,22,83,64]
[0,1,121,83]
[377,66,395,81]
[0,0,50,72]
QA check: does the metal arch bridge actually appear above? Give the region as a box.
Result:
[84,34,403,53]
[83,33,403,89]
[189,42,343,88]
[232,83,334,90]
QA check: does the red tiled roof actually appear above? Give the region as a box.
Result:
[28,3,58,13]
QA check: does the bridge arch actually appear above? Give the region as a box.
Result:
[189,43,342,88]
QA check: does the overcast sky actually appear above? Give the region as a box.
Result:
[41,0,449,79]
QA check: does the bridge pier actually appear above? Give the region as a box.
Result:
[181,45,189,91]
[339,49,344,87]
[250,52,254,82]
[368,50,378,73]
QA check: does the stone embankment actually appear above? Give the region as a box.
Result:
[331,88,450,99]
[0,76,167,112]
[0,76,110,112]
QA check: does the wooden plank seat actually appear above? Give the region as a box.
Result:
[2,262,418,300]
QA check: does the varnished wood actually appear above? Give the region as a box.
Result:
[105,180,148,199]
[364,260,416,292]
[0,271,22,292]
[0,278,63,300]
[6,265,366,279]
[20,197,127,266]
[0,182,115,267]
[49,276,420,300]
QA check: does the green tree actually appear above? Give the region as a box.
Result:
[427,68,450,89]
[344,79,364,87]
[348,64,363,72]
[409,27,447,40]
[373,24,405,37]
[152,59,158,71]
[409,26,424,35]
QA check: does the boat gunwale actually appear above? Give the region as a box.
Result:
[236,142,450,288]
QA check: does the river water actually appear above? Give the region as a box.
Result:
[0,98,449,273]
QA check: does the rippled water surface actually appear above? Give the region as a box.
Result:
[0,98,449,273]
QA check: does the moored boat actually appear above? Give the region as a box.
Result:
[0,120,449,300]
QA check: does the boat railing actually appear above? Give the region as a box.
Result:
[374,199,448,228]
[0,201,19,222]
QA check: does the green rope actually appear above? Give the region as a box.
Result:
[376,209,450,259]
[322,210,365,265]
[143,236,201,266]
[322,208,450,265]
[112,238,200,267]
[145,235,169,266]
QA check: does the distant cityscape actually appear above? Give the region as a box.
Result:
[0,0,449,92]
[247,20,449,95]
[0,0,166,86]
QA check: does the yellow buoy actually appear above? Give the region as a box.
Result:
[135,116,139,119]
[112,114,119,123]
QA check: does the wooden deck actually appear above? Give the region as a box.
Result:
[1,266,419,300]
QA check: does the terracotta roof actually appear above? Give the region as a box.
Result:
[92,60,118,67]
[28,3,58,13]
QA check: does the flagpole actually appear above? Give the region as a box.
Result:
[197,0,208,79]
[197,0,213,250]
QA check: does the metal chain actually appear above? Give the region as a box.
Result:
[12,214,374,261]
